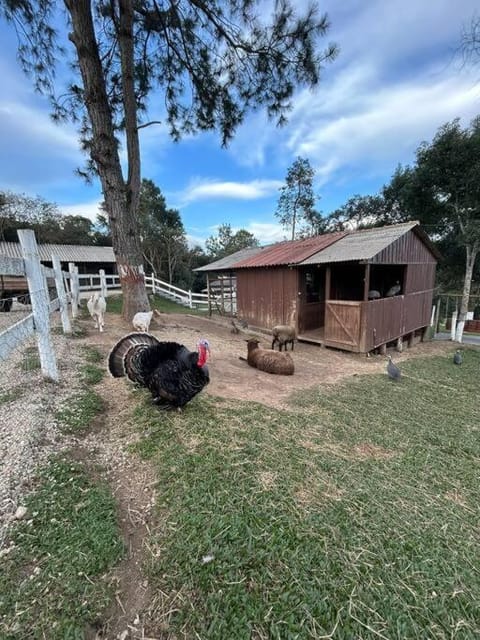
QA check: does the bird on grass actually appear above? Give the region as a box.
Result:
[386,355,401,381]
[453,350,463,365]
[108,332,210,411]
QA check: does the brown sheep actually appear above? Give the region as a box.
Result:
[271,325,296,351]
[242,338,294,375]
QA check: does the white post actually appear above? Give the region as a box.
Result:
[17,229,59,382]
[430,305,436,326]
[99,269,107,298]
[74,267,80,312]
[450,310,458,341]
[189,290,193,309]
[69,263,78,318]
[151,273,156,295]
[52,254,72,335]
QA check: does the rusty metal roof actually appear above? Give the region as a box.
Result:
[232,231,347,268]
[0,242,115,263]
[300,222,428,265]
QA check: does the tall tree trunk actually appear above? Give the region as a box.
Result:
[455,243,478,342]
[64,0,149,319]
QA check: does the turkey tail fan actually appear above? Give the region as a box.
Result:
[108,332,160,378]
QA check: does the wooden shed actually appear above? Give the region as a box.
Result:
[197,222,440,354]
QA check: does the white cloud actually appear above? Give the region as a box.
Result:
[244,222,287,245]
[179,178,283,204]
[59,200,104,222]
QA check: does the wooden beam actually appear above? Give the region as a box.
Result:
[363,263,370,301]
[325,266,331,301]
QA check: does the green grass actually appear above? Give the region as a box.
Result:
[0,387,24,405]
[21,346,41,371]
[107,293,208,315]
[80,346,105,385]
[55,389,104,434]
[131,348,480,639]
[0,458,123,639]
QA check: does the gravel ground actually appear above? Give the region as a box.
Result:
[0,311,85,547]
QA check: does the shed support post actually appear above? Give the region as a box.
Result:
[18,229,59,382]
[379,342,387,355]
[52,254,72,335]
[396,336,403,352]
[363,264,370,301]
[325,266,331,301]
[207,273,212,317]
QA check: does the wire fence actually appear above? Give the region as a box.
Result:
[0,230,86,548]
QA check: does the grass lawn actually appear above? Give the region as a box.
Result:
[132,348,480,639]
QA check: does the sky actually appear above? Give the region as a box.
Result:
[1,0,480,249]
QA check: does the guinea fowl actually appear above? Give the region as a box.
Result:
[386,281,401,297]
[386,355,401,381]
[108,333,210,410]
[453,350,463,365]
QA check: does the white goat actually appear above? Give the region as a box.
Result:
[132,310,154,332]
[87,291,106,332]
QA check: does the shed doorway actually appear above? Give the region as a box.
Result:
[298,266,326,334]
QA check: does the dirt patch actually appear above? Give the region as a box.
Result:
[87,308,456,411]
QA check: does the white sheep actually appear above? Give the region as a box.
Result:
[132,310,154,332]
[271,325,296,351]
[87,291,106,332]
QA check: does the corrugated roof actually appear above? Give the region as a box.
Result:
[233,231,347,268]
[194,246,264,272]
[0,242,115,263]
[299,222,421,265]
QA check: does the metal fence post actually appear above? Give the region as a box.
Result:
[17,229,59,381]
[52,254,72,335]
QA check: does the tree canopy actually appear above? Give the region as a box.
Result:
[0,191,110,245]
[275,157,322,240]
[205,223,259,261]
[1,0,338,318]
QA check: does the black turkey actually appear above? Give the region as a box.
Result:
[453,350,463,365]
[108,332,210,410]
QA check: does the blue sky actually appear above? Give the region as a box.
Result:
[1,0,480,248]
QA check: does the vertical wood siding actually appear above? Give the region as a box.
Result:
[236,267,298,329]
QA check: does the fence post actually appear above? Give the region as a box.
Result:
[189,290,193,309]
[151,273,156,295]
[99,269,107,298]
[17,229,59,382]
[52,254,72,335]
[68,263,79,318]
[450,310,457,341]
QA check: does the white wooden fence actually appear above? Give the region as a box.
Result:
[76,272,225,311]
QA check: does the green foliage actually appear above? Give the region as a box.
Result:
[275,156,321,240]
[0,458,123,639]
[0,190,111,245]
[326,193,392,231]
[205,223,259,261]
[131,349,480,638]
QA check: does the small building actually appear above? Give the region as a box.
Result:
[196,222,440,353]
[0,242,116,275]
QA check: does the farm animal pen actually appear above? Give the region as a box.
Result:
[197,222,440,354]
